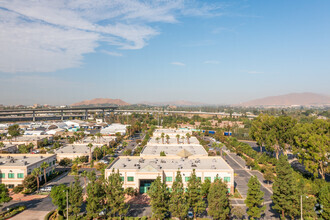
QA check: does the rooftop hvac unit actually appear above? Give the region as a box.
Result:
[122,163,126,167]
[23,156,27,159]
[161,160,166,163]
[211,165,216,169]
[191,163,197,167]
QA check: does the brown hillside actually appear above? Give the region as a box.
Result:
[72,98,130,106]
[239,93,330,106]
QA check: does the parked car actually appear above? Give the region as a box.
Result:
[40,185,53,192]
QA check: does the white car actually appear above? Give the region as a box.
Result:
[40,186,53,192]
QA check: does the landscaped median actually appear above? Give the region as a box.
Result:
[0,206,26,220]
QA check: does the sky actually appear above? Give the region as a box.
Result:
[0,0,329,105]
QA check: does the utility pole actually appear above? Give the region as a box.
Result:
[66,190,69,219]
[301,195,303,220]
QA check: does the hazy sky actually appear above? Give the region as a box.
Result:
[0,0,329,105]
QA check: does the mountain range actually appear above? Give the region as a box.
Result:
[71,98,130,106]
[238,93,330,106]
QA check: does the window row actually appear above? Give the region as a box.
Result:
[0,173,24,179]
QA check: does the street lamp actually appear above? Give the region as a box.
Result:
[301,195,308,220]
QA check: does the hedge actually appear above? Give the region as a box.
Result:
[0,206,26,220]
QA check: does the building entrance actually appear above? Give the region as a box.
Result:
[139,179,155,194]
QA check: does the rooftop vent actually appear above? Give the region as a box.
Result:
[161,159,166,163]
[122,163,126,167]
[191,163,197,167]
[24,161,28,165]
[139,158,145,163]
[211,165,216,169]
[23,156,27,159]
[73,151,76,153]
[40,156,43,158]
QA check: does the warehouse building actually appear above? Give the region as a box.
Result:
[54,144,97,161]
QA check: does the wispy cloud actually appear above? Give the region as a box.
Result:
[0,0,224,73]
[101,50,123,57]
[204,60,220,64]
[247,71,264,74]
[171,62,185,66]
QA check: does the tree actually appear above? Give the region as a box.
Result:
[93,146,102,161]
[201,178,211,198]
[148,176,170,219]
[272,155,299,219]
[91,135,95,143]
[161,133,165,144]
[293,119,330,179]
[81,171,88,196]
[231,206,245,220]
[165,134,170,144]
[68,176,83,218]
[156,137,160,144]
[23,174,37,193]
[40,161,49,184]
[87,143,93,163]
[186,169,205,218]
[160,151,166,156]
[318,183,330,220]
[169,171,188,220]
[245,176,265,219]
[86,171,105,219]
[176,134,180,144]
[263,166,274,185]
[32,168,41,191]
[0,142,4,153]
[95,132,102,143]
[250,114,268,153]
[186,133,191,144]
[8,124,21,141]
[207,178,230,220]
[181,135,185,144]
[104,170,128,218]
[0,184,12,206]
[50,184,68,217]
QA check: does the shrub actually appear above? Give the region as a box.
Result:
[59,158,71,167]
[13,185,24,194]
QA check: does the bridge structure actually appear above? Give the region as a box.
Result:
[0,106,118,122]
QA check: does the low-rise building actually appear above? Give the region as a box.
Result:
[100,123,129,135]
[2,135,53,147]
[0,154,56,188]
[140,144,208,157]
[105,156,234,194]
[54,144,97,161]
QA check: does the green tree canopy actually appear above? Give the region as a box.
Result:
[50,184,69,216]
[207,178,230,220]
[169,171,188,220]
[272,155,299,219]
[148,176,170,219]
[245,176,265,219]
[0,184,12,206]
[69,176,83,218]
[186,169,205,218]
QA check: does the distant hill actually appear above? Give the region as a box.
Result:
[139,100,206,106]
[238,93,330,106]
[72,98,130,106]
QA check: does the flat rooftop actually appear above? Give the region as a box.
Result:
[54,144,96,154]
[0,154,55,167]
[141,144,207,157]
[148,136,199,145]
[109,156,232,171]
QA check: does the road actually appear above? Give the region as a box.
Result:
[203,136,279,219]
[4,170,87,220]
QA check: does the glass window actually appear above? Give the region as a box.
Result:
[8,173,15,179]
[120,177,124,182]
[204,177,211,181]
[165,177,172,182]
[53,161,55,165]
[17,173,24,179]
[0,173,5,178]
[185,177,190,182]
[127,176,134,182]
[49,162,52,167]
[224,177,230,182]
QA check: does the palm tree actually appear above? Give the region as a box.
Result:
[94,147,101,161]
[87,143,93,163]
[161,133,165,144]
[32,168,41,191]
[101,144,108,157]
[81,171,88,196]
[166,135,170,144]
[176,134,180,144]
[181,136,185,144]
[186,133,191,144]
[73,132,79,142]
[40,162,49,184]
[91,135,96,143]
[155,137,160,144]
[0,142,4,153]
[95,132,102,143]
